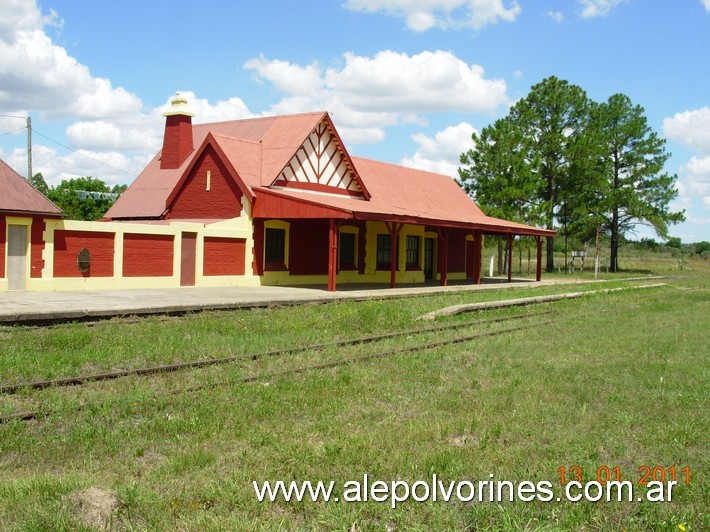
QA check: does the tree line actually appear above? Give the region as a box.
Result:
[458,76,685,272]
[31,174,127,221]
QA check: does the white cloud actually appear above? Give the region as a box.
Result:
[0,0,257,185]
[682,156,710,195]
[401,122,477,176]
[0,0,61,43]
[327,51,508,113]
[673,157,710,214]
[342,0,521,31]
[0,5,142,120]
[1,144,148,187]
[704,0,710,13]
[578,0,625,18]
[245,50,507,145]
[19,90,254,185]
[663,107,710,211]
[547,11,564,23]
[669,180,690,213]
[663,107,710,155]
[0,1,509,186]
[244,56,323,95]
[0,112,28,138]
[159,91,254,125]
[66,119,161,154]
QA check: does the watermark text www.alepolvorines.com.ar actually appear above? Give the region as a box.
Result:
[253,473,683,509]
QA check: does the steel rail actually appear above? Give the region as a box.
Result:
[0,316,556,424]
[0,310,552,396]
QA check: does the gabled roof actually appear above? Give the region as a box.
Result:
[104,110,554,237]
[253,157,554,236]
[0,159,62,217]
[271,115,370,199]
[106,112,328,219]
[164,132,256,210]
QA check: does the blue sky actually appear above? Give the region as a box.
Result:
[1,0,709,241]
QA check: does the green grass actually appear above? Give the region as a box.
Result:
[0,268,707,530]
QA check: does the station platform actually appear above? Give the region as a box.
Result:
[0,278,554,325]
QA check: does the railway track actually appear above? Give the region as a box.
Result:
[0,309,557,423]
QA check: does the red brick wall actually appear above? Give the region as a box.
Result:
[54,230,115,278]
[167,146,242,220]
[0,217,6,278]
[123,233,174,277]
[203,237,246,276]
[289,219,329,275]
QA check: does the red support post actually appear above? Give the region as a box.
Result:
[327,218,338,291]
[385,222,402,288]
[252,219,264,276]
[535,235,542,282]
[357,221,366,275]
[474,231,483,284]
[507,234,514,283]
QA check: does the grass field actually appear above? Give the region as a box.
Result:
[0,262,707,530]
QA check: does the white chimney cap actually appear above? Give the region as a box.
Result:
[163,92,195,117]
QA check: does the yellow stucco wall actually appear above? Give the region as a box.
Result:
[14,195,259,292]
[3,200,473,292]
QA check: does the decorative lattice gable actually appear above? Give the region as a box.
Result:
[271,119,365,197]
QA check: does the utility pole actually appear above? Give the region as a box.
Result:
[26,115,32,181]
[594,223,601,280]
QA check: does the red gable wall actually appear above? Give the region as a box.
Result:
[166,145,243,220]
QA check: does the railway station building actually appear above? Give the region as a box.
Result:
[1,96,554,292]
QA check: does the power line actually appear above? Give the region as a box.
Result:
[0,126,27,137]
[0,113,27,120]
[31,128,136,177]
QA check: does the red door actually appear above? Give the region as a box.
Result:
[180,232,197,286]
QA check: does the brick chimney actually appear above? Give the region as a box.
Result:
[160,93,195,169]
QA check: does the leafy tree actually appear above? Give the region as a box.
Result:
[459,116,539,223]
[580,94,685,271]
[460,79,685,274]
[30,172,50,195]
[458,116,540,273]
[639,237,659,252]
[665,236,682,249]
[460,76,590,272]
[694,241,710,255]
[47,176,127,221]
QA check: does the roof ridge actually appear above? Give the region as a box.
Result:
[209,133,262,145]
[194,110,327,129]
[0,157,63,215]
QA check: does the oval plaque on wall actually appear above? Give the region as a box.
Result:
[77,248,91,273]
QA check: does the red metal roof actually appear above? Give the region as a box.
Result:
[253,158,554,236]
[105,111,554,237]
[0,159,62,216]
